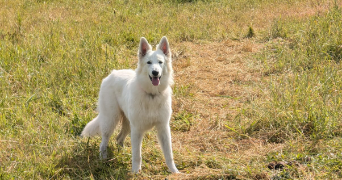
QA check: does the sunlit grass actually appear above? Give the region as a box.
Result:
[234,5,342,179]
[1,0,341,179]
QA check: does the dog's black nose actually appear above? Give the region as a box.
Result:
[152,70,159,76]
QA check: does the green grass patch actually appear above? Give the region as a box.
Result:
[171,111,194,132]
[243,6,342,140]
[232,5,342,178]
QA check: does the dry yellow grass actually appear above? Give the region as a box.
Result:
[164,39,265,178]
[156,3,336,177]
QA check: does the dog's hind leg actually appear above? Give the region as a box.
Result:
[116,114,130,147]
[97,75,123,160]
[98,112,121,160]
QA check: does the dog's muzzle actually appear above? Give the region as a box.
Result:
[149,75,161,86]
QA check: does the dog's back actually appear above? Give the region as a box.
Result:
[81,69,135,137]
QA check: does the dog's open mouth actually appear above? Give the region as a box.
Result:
[149,75,161,86]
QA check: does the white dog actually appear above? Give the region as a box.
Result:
[81,36,179,173]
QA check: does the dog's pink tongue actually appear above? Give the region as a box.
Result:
[152,77,159,86]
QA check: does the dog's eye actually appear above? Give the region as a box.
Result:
[159,61,163,64]
[147,61,152,64]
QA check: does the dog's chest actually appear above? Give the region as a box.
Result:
[127,93,171,125]
[141,94,169,113]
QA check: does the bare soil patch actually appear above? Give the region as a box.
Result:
[164,39,277,178]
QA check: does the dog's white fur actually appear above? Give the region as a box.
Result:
[81,36,179,173]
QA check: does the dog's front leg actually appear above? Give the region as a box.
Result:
[131,128,144,173]
[156,124,179,173]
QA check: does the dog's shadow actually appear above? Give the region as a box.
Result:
[56,138,132,179]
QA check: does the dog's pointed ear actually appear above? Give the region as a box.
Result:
[158,36,171,57]
[138,37,151,58]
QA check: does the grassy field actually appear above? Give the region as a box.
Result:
[1,0,342,179]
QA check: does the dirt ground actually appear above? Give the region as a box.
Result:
[157,40,281,179]
[161,3,338,178]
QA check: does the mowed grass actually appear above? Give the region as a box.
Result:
[1,0,342,179]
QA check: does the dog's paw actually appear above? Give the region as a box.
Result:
[99,150,108,160]
[131,169,141,174]
[169,168,180,173]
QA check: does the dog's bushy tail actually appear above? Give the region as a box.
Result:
[81,116,100,137]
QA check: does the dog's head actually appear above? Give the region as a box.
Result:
[137,36,173,87]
